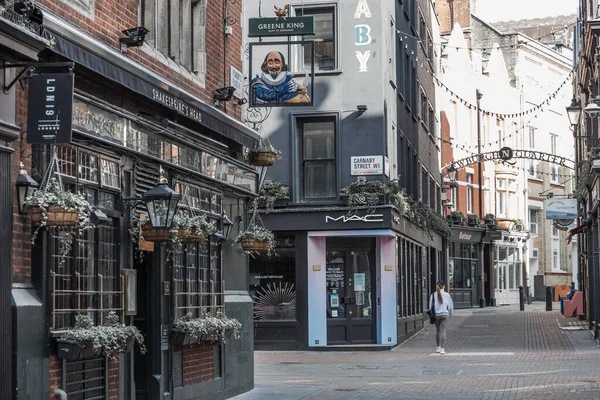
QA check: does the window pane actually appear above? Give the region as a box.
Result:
[303,121,335,159]
[298,9,335,70]
[101,159,120,188]
[304,161,335,198]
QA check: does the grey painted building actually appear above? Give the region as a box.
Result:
[244,0,444,349]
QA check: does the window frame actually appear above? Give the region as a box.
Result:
[529,208,538,235]
[49,145,123,332]
[294,5,338,71]
[466,174,473,214]
[296,114,338,201]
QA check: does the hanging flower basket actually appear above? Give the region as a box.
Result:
[249,151,277,166]
[141,222,172,242]
[179,231,206,243]
[241,238,271,252]
[496,218,514,231]
[30,205,79,227]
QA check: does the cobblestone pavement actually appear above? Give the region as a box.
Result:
[232,303,600,400]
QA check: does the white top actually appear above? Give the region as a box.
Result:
[429,290,454,316]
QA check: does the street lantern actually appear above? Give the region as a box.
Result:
[142,170,180,229]
[447,163,458,185]
[222,211,234,240]
[566,99,581,128]
[584,98,600,119]
[16,162,38,214]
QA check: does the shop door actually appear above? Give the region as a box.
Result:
[326,248,376,344]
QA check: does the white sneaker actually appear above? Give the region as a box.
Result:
[435,346,441,353]
[440,348,446,354]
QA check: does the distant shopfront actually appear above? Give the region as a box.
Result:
[448,227,485,308]
[250,207,443,349]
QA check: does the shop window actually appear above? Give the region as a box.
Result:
[141,0,206,73]
[249,236,297,321]
[299,116,337,199]
[49,146,122,331]
[295,6,336,71]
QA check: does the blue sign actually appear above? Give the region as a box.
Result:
[546,198,577,220]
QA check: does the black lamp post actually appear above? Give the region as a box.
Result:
[16,162,38,214]
[447,163,458,187]
[223,211,234,240]
[142,170,181,229]
[566,99,582,128]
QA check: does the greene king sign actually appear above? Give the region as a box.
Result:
[248,17,315,37]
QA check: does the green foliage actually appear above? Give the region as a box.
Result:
[340,179,450,238]
[254,181,289,213]
[63,312,147,359]
[234,225,276,254]
[575,147,600,200]
[24,179,95,265]
[173,310,242,344]
[252,144,283,160]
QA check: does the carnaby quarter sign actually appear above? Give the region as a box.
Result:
[446,147,575,170]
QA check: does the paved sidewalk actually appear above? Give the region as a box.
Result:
[232,303,600,400]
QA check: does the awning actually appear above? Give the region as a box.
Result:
[567,224,586,244]
[42,13,260,148]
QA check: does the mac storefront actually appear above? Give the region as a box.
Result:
[250,206,443,349]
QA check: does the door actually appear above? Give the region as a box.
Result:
[326,247,376,344]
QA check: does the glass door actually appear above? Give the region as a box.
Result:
[326,247,375,344]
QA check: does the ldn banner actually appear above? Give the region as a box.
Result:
[27,73,74,144]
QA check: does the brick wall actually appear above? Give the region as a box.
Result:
[435,0,472,34]
[37,0,244,119]
[180,343,215,386]
[48,356,119,399]
[48,356,61,400]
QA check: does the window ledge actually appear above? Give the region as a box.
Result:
[527,176,543,182]
[291,69,343,77]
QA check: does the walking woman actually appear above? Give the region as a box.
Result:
[429,281,454,354]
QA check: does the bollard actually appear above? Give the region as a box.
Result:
[519,286,525,311]
[545,286,552,311]
[526,286,532,305]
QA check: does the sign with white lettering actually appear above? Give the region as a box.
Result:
[325,214,384,223]
[27,73,74,144]
[151,88,202,124]
[450,229,483,243]
[546,198,577,219]
[248,17,315,37]
[351,155,383,175]
[230,66,244,99]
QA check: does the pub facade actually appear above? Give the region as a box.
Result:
[10,1,257,399]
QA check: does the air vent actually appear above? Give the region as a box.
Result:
[173,351,183,388]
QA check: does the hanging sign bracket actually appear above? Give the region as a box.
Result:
[0,62,74,93]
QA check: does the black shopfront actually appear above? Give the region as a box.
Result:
[250,207,443,349]
[447,227,487,309]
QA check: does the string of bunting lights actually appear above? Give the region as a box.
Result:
[393,28,574,151]
[394,21,576,53]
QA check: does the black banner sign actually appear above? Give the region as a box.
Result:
[27,73,74,144]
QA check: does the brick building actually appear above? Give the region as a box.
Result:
[5,0,258,399]
[435,0,574,307]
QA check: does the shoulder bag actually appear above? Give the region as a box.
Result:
[426,293,436,324]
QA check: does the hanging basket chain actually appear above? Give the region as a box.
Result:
[39,145,65,193]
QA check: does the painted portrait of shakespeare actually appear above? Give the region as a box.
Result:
[251,50,310,105]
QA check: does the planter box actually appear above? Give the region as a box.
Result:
[496,218,514,231]
[451,216,464,225]
[467,218,479,226]
[57,339,99,361]
[171,331,193,346]
[123,337,135,353]
[31,206,78,227]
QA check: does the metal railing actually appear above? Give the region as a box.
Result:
[0,1,44,36]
